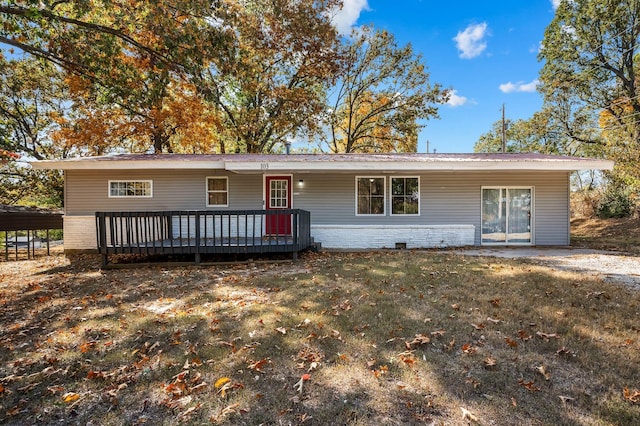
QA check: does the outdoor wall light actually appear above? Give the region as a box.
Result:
[298,179,304,185]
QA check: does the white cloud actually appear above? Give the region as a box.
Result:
[453,23,488,59]
[529,41,543,54]
[331,0,369,35]
[499,79,540,93]
[446,90,468,107]
[551,0,561,9]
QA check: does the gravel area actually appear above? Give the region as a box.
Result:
[456,247,640,291]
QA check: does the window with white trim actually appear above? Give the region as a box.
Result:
[391,177,420,215]
[356,177,385,215]
[206,177,228,207]
[108,180,152,198]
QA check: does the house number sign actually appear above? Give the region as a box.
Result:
[260,163,269,170]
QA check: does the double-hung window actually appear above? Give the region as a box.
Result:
[391,177,420,215]
[356,177,385,215]
[108,180,152,198]
[206,177,229,207]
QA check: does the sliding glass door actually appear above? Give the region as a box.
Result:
[482,188,532,244]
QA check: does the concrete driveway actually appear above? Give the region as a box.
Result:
[454,247,640,291]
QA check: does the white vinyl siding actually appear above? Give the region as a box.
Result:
[63,169,571,250]
[108,180,152,198]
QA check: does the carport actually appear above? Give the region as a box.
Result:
[0,205,63,260]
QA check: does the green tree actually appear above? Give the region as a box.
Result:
[538,0,640,188]
[0,57,66,205]
[198,0,342,153]
[474,108,599,156]
[326,26,447,153]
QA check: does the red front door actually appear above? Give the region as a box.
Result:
[265,176,292,235]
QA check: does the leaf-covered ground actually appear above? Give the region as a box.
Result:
[1,248,639,425]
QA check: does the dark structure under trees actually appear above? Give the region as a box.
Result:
[0,205,63,261]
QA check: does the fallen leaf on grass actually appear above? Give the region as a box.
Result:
[430,329,446,338]
[461,343,477,355]
[247,358,269,373]
[518,379,540,392]
[79,341,97,353]
[371,365,388,378]
[62,392,80,403]
[276,327,287,335]
[517,330,531,341]
[623,388,640,404]
[213,377,230,396]
[407,333,430,348]
[483,357,497,368]
[536,365,551,380]
[189,382,208,394]
[214,377,230,388]
[556,347,573,356]
[177,403,200,421]
[505,338,518,348]
[210,403,241,423]
[460,407,479,422]
[398,351,417,366]
[471,323,485,330]
[536,331,559,341]
[559,395,575,403]
[293,374,311,393]
[586,291,608,299]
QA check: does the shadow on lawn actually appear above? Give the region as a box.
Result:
[0,251,639,425]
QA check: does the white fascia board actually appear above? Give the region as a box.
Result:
[225,159,614,172]
[31,158,614,172]
[31,159,226,170]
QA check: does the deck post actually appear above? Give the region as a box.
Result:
[195,211,201,263]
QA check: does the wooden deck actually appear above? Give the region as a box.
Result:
[96,210,311,266]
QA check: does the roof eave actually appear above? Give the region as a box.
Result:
[31,159,226,170]
[225,160,615,172]
[30,158,615,172]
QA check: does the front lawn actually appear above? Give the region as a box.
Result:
[1,250,639,425]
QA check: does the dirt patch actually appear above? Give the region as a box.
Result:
[456,247,640,291]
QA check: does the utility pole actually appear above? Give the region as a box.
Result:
[426,140,430,153]
[501,103,506,153]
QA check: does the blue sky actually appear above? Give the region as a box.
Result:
[333,0,561,153]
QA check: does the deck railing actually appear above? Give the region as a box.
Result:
[95,209,311,265]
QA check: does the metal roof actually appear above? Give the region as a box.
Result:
[31,152,614,172]
[0,205,63,231]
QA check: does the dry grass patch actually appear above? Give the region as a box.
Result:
[0,250,639,425]
[572,216,640,254]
